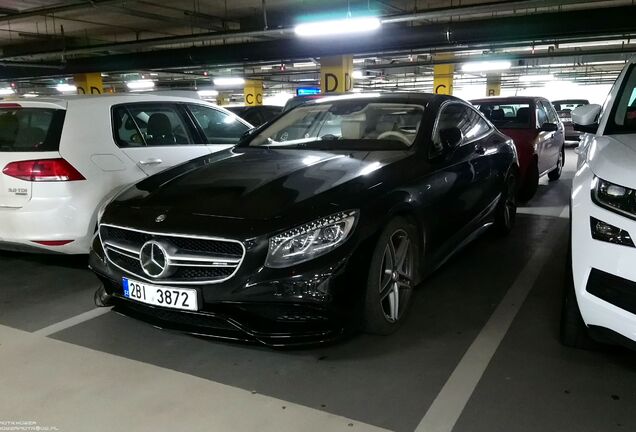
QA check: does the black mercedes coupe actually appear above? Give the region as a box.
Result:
[90,93,519,346]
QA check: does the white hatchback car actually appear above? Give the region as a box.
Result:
[564,58,636,349]
[0,94,251,254]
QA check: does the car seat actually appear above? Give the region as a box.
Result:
[146,113,176,146]
[516,107,531,123]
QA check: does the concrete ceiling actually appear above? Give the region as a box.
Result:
[0,0,634,95]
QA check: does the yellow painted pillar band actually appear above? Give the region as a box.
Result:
[244,80,263,106]
[433,63,454,95]
[486,74,502,97]
[320,55,353,94]
[74,73,103,95]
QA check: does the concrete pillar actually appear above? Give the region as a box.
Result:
[486,73,502,96]
[433,54,454,95]
[243,80,264,106]
[74,73,103,95]
[320,55,353,94]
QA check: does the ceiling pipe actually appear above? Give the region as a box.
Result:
[380,0,624,24]
[2,5,636,78]
[1,0,631,61]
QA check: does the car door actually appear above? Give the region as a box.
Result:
[541,100,564,166]
[428,102,495,238]
[186,104,252,152]
[113,102,211,176]
[535,101,556,175]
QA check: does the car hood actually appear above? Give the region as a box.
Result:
[112,147,410,222]
[588,133,636,188]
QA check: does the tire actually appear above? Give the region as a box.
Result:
[560,244,597,349]
[493,172,517,236]
[363,217,418,335]
[518,159,539,202]
[548,147,565,182]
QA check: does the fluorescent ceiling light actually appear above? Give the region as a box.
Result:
[0,87,15,96]
[295,16,381,37]
[56,83,77,93]
[293,62,316,68]
[352,70,371,80]
[198,89,219,97]
[461,60,511,73]
[260,66,274,71]
[126,79,155,90]
[519,74,555,82]
[213,77,245,86]
[559,39,629,49]
[23,93,38,98]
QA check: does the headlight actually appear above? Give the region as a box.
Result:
[266,210,358,268]
[592,177,636,219]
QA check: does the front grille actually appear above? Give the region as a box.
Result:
[99,224,245,284]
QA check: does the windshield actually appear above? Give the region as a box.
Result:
[607,64,636,135]
[473,103,532,129]
[246,101,425,149]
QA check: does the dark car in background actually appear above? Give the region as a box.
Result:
[282,94,324,112]
[472,96,565,201]
[552,99,590,142]
[226,105,282,127]
[90,93,519,347]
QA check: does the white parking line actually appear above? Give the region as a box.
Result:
[32,307,112,337]
[414,213,567,432]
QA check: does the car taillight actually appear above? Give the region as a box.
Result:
[2,158,85,182]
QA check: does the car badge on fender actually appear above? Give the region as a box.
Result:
[155,214,167,223]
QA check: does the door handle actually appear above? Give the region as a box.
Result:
[139,158,163,166]
[474,144,486,155]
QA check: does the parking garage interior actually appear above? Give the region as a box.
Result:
[1,1,636,432]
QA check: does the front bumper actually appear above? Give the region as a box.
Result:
[89,235,361,347]
[571,164,636,344]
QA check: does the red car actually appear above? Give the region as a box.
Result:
[471,96,565,200]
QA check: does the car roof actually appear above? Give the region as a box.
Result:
[470,96,544,104]
[0,93,223,110]
[552,99,589,104]
[303,92,454,106]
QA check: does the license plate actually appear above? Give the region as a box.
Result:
[122,278,198,311]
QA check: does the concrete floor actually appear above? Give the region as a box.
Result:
[1,149,635,432]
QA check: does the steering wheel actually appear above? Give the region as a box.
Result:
[377,130,411,145]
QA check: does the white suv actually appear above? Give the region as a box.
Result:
[0,94,251,254]
[563,58,636,349]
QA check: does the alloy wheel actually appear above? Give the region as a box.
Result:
[378,229,414,323]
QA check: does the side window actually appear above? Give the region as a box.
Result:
[536,103,548,127]
[113,104,195,148]
[188,104,250,144]
[433,103,490,153]
[544,101,559,124]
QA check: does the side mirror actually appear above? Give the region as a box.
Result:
[541,122,558,132]
[572,104,601,134]
[439,127,464,150]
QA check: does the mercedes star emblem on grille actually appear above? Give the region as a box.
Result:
[139,240,170,278]
[155,214,167,223]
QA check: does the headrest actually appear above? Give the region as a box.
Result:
[147,113,172,136]
[0,113,18,141]
[341,119,366,139]
[516,107,530,123]
[490,109,505,121]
